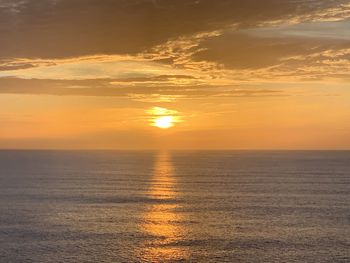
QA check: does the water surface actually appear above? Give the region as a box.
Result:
[0,151,349,262]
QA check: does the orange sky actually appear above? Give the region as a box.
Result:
[0,1,349,149]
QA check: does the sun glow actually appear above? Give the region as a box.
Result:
[154,116,175,129]
[148,107,181,129]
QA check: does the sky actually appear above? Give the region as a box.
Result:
[0,0,349,149]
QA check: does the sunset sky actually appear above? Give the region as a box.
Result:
[0,0,349,149]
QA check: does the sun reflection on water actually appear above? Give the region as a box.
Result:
[137,151,189,262]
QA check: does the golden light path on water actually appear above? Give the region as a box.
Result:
[137,152,189,261]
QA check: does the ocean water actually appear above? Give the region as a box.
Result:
[0,150,349,263]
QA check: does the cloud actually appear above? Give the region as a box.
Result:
[194,21,349,66]
[0,0,348,60]
[0,77,284,101]
[0,0,349,91]
[248,20,350,40]
[0,56,191,80]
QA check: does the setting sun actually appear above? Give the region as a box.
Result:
[148,107,181,129]
[154,116,175,129]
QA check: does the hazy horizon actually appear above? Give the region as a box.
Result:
[1,148,350,151]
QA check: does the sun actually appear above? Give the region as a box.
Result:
[147,106,182,129]
[154,116,174,129]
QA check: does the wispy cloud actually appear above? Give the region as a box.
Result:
[0,77,285,102]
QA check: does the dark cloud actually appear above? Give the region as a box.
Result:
[0,0,348,59]
[193,31,350,69]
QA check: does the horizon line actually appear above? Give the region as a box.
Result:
[0,148,349,151]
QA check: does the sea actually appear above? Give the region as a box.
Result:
[0,150,349,262]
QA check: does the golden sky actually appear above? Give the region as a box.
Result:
[0,0,350,149]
